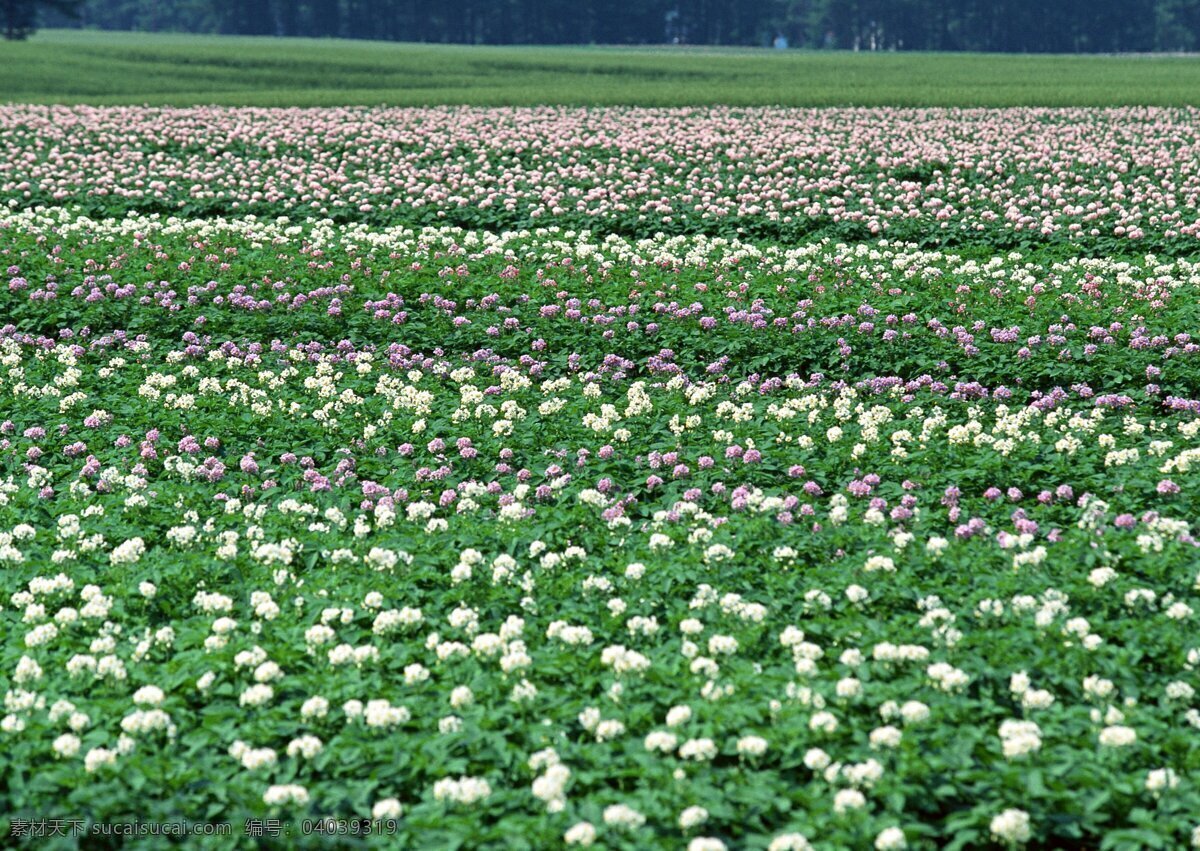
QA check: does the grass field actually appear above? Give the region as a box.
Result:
[2,29,1200,106]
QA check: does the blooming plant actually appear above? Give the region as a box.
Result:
[1,108,1200,849]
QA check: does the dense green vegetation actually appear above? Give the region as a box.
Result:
[4,14,1200,849]
[3,30,1200,106]
[35,0,1200,53]
[3,210,1200,849]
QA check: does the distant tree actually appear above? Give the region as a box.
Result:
[3,0,85,39]
[28,0,1200,50]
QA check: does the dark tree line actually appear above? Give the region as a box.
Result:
[16,0,1200,50]
[6,0,82,39]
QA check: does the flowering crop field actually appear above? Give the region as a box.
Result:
[5,106,1200,252]
[2,106,1200,851]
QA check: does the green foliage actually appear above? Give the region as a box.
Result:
[40,0,1200,52]
[2,0,83,40]
[2,214,1200,849]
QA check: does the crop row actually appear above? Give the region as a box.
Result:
[3,107,1200,252]
[4,210,1200,401]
